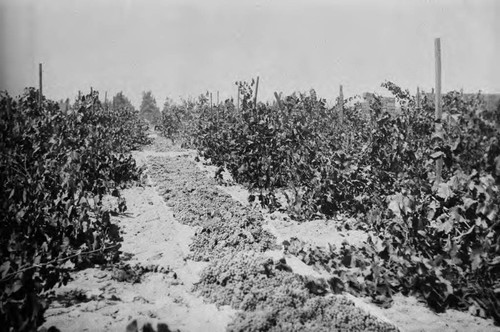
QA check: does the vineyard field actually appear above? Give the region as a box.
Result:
[1,82,499,332]
[158,81,500,326]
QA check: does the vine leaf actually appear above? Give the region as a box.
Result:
[0,261,11,278]
[436,183,453,201]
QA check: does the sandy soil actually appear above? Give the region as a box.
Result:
[40,134,499,332]
[41,148,235,332]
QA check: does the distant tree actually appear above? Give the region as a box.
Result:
[55,98,72,111]
[162,96,175,114]
[102,98,112,110]
[140,91,161,125]
[112,91,135,111]
[57,99,65,110]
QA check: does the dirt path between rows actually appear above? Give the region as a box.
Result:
[41,142,235,331]
[40,134,498,332]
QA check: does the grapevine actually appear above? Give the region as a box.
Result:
[161,80,500,324]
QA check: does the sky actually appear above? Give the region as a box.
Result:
[0,0,499,108]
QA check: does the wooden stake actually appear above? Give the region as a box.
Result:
[339,84,344,124]
[38,63,43,110]
[217,91,219,105]
[416,86,421,110]
[6,97,11,116]
[90,87,94,111]
[253,76,259,107]
[236,85,240,111]
[434,38,443,185]
[274,92,283,110]
[210,92,213,109]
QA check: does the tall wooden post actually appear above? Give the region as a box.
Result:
[339,84,344,124]
[210,92,213,109]
[253,76,259,107]
[274,92,283,110]
[38,63,43,110]
[6,97,11,116]
[236,85,240,111]
[217,91,219,105]
[434,38,443,185]
[416,86,421,110]
[90,87,94,109]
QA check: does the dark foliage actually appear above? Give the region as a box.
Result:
[178,80,500,324]
[0,88,150,331]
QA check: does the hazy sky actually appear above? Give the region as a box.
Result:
[0,0,499,108]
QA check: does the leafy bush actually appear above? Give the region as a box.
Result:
[177,80,500,323]
[0,88,150,331]
[157,94,209,147]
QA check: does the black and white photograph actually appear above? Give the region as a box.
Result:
[0,0,499,331]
